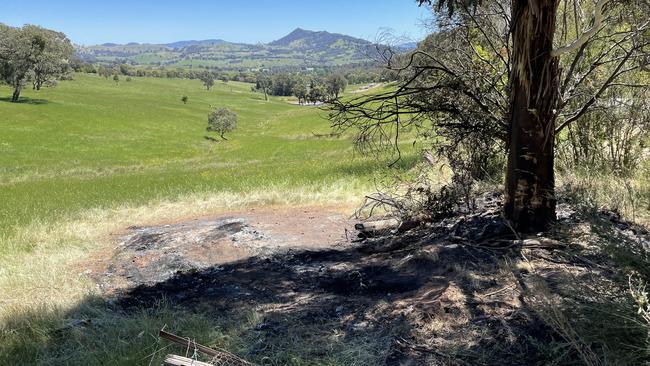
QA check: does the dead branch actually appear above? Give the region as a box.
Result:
[552,0,609,57]
[159,330,255,366]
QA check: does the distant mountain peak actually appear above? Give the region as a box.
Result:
[269,28,370,48]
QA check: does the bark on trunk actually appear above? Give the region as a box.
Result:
[504,0,560,233]
[11,86,21,102]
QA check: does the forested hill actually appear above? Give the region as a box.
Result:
[76,28,383,69]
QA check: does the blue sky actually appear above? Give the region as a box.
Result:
[1,1,431,45]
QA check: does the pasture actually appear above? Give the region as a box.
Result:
[0,74,419,364]
[0,74,413,252]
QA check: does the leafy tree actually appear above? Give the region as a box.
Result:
[119,64,132,76]
[113,74,119,84]
[271,73,296,96]
[325,73,347,99]
[31,29,74,90]
[97,65,111,79]
[199,72,214,90]
[181,95,188,104]
[207,107,237,140]
[308,78,326,104]
[255,74,272,101]
[0,24,73,102]
[292,77,309,105]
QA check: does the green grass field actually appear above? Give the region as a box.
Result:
[0,74,413,253]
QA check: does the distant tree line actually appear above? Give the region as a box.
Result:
[73,59,390,87]
[0,24,74,102]
[254,72,348,103]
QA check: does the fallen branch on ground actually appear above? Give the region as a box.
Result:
[159,329,255,366]
[355,218,420,237]
[165,354,215,366]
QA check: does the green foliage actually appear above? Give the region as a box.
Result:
[253,72,347,103]
[308,78,326,104]
[119,63,131,76]
[0,23,74,101]
[199,71,214,90]
[292,77,309,104]
[207,107,237,140]
[255,74,272,100]
[325,73,347,99]
[558,88,650,176]
[417,0,483,16]
[181,95,188,104]
[270,73,296,96]
[97,65,112,78]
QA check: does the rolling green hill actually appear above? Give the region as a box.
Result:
[77,28,376,70]
[0,73,413,250]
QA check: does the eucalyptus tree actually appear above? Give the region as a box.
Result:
[32,28,74,90]
[292,77,309,105]
[207,107,237,140]
[329,0,650,232]
[255,74,272,101]
[199,72,214,90]
[325,73,348,99]
[0,24,74,102]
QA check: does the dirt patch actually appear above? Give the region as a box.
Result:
[351,83,384,94]
[84,205,354,295]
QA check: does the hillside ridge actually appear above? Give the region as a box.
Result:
[77,28,378,69]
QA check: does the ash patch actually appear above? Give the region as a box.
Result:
[123,219,262,251]
[94,218,268,293]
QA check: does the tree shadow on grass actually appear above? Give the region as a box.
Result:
[1,205,649,365]
[0,96,50,105]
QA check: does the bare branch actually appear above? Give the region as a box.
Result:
[552,0,609,57]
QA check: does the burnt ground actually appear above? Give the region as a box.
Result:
[83,199,650,365]
[84,206,354,295]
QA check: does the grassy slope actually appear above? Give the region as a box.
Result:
[0,74,418,365]
[0,74,411,252]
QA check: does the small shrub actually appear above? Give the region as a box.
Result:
[181,95,188,104]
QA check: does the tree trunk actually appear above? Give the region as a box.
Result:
[11,86,21,102]
[504,0,560,233]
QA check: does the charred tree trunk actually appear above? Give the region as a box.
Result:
[504,0,560,232]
